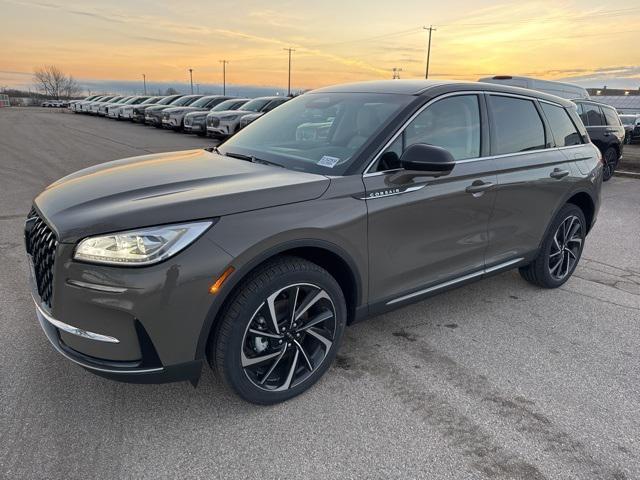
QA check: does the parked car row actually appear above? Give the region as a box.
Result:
[41,100,71,107]
[69,93,291,139]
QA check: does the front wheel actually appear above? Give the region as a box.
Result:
[210,257,347,404]
[519,204,586,288]
[602,147,618,181]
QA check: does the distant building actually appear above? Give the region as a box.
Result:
[587,87,640,97]
[0,94,9,107]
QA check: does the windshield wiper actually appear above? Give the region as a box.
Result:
[223,151,284,168]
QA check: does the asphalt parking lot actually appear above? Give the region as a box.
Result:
[1,107,639,479]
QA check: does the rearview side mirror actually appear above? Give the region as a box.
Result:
[400,143,456,176]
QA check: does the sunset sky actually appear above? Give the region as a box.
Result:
[1,0,639,93]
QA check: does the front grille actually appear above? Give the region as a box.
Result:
[25,210,58,308]
[208,117,220,127]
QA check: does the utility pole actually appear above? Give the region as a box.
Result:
[392,67,403,80]
[142,74,147,95]
[424,25,436,79]
[283,48,295,96]
[219,60,229,95]
[189,68,193,94]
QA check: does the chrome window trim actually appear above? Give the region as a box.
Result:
[363,90,586,177]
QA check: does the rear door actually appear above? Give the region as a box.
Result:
[364,93,497,305]
[485,94,577,266]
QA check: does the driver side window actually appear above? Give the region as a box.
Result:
[374,95,481,172]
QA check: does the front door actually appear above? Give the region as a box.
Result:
[364,93,496,306]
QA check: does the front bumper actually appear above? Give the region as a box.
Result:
[184,123,204,133]
[33,297,202,384]
[162,117,181,128]
[27,219,233,385]
[207,123,231,136]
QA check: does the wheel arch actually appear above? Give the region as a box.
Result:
[566,191,595,233]
[195,239,364,362]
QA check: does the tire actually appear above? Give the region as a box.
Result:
[602,146,618,182]
[519,204,586,289]
[210,256,347,404]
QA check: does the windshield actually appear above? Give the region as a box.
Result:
[141,97,159,104]
[106,97,123,103]
[158,95,181,105]
[219,92,412,175]
[127,97,148,104]
[212,99,248,111]
[240,98,272,112]
[190,96,217,108]
[171,95,201,106]
[620,116,636,125]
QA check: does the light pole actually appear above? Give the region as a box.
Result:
[219,60,229,95]
[189,68,193,94]
[424,25,436,79]
[142,74,147,95]
[283,48,295,96]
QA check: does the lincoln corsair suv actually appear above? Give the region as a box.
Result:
[25,81,602,404]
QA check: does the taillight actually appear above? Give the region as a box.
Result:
[595,145,604,165]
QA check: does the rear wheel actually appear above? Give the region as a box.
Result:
[602,147,618,181]
[210,257,346,404]
[519,204,586,288]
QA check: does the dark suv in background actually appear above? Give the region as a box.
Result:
[26,81,602,404]
[573,99,624,181]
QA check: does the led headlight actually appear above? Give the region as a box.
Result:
[74,221,212,266]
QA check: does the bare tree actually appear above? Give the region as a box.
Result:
[33,65,81,99]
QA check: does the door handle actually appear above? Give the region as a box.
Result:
[465,180,494,194]
[550,168,569,179]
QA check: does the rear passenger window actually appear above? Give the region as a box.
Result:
[540,103,582,147]
[489,96,545,155]
[582,104,604,126]
[602,107,621,126]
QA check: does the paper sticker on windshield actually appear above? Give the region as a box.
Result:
[318,156,340,168]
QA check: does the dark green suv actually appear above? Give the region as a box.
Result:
[26,81,602,404]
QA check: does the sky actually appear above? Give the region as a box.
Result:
[1,0,639,94]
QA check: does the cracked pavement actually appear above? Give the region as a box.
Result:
[1,108,639,479]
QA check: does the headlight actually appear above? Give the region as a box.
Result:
[220,115,238,121]
[74,221,212,266]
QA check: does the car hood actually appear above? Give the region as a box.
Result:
[34,149,330,242]
[145,105,172,114]
[164,106,203,114]
[185,111,208,118]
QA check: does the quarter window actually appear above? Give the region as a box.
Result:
[602,107,621,126]
[540,103,582,147]
[489,96,546,155]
